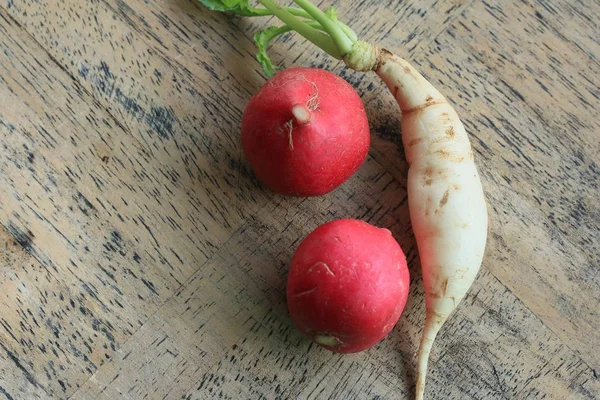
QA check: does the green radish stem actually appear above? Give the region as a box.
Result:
[256,0,342,58]
[247,6,311,18]
[255,0,380,73]
[250,3,358,43]
[292,0,354,55]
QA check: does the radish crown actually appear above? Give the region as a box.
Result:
[198,0,376,76]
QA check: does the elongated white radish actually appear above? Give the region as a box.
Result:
[375,50,488,399]
[198,1,489,398]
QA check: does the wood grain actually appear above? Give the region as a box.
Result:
[415,0,600,369]
[0,0,598,399]
[0,3,267,394]
[71,199,593,400]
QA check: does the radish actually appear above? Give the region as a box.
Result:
[286,219,410,353]
[199,0,489,398]
[241,67,370,196]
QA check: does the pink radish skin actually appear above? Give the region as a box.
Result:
[241,67,370,196]
[287,219,410,353]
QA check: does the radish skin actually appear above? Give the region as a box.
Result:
[241,67,370,196]
[287,219,410,354]
[375,51,488,400]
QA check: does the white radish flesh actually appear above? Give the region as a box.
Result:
[376,51,488,400]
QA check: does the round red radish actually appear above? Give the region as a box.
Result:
[241,67,370,196]
[286,219,410,353]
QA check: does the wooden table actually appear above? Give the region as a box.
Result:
[1,0,598,399]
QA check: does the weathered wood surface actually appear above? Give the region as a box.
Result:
[0,0,598,399]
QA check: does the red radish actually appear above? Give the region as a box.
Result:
[241,67,370,196]
[286,219,410,353]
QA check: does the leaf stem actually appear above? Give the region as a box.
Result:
[257,0,341,59]
[249,6,312,19]
[293,0,355,56]
[250,5,357,43]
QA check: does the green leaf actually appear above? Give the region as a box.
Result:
[196,0,265,16]
[254,25,292,77]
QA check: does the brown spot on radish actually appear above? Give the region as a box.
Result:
[424,166,434,177]
[408,138,422,147]
[438,112,451,126]
[439,189,450,207]
[441,279,448,296]
[425,197,432,215]
[435,149,451,159]
[374,48,394,70]
[425,95,433,102]
[402,99,447,115]
[424,179,433,186]
[294,287,317,297]
[402,64,420,80]
[453,184,461,191]
[432,136,451,144]
[446,126,455,138]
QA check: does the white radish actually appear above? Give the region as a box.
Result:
[199,0,489,398]
[375,50,488,399]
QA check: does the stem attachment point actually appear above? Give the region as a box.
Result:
[343,40,379,72]
[292,104,312,125]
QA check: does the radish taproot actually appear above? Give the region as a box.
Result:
[287,219,410,353]
[199,0,489,398]
[242,67,370,196]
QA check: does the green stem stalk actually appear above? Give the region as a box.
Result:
[261,21,336,39]
[336,19,358,43]
[249,6,311,19]
[257,0,341,59]
[293,0,354,56]
[251,5,357,43]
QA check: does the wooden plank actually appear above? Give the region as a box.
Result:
[0,354,49,400]
[281,0,600,373]
[403,0,600,368]
[97,0,475,79]
[0,1,478,394]
[1,0,598,398]
[2,0,474,189]
[0,227,55,399]
[2,0,274,229]
[70,155,415,400]
[0,7,265,395]
[0,14,176,396]
[70,178,597,399]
